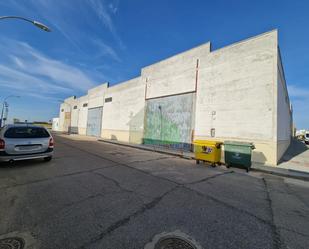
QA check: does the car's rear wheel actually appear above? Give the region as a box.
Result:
[44,156,52,162]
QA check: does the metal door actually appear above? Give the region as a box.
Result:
[86,107,103,137]
[144,93,195,151]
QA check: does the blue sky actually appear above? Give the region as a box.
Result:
[0,0,308,129]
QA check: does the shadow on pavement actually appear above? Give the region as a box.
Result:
[280,139,308,163]
[0,159,47,170]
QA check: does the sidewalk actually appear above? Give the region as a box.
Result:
[277,139,309,173]
[55,133,309,181]
[98,138,195,159]
[251,163,309,181]
[98,138,309,182]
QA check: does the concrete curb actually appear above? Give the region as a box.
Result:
[98,138,309,182]
[98,139,194,159]
[251,165,309,182]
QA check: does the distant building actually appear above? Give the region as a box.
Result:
[58,30,292,166]
[52,118,60,131]
[13,121,52,129]
[13,118,20,124]
[32,121,52,129]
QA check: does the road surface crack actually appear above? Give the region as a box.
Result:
[0,164,116,190]
[57,139,181,186]
[128,156,175,164]
[283,182,309,209]
[262,178,285,249]
[189,186,274,226]
[78,186,178,248]
[186,171,234,185]
[92,171,150,200]
[279,226,309,238]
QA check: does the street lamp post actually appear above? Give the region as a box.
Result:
[0,95,20,127]
[0,16,51,32]
[0,16,50,127]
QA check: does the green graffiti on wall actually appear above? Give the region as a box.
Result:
[144,110,181,144]
[144,93,194,149]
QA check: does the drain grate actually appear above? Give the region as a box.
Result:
[154,237,197,249]
[0,237,25,249]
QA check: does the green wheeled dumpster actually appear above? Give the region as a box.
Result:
[224,141,255,172]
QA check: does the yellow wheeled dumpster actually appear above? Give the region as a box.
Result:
[194,140,223,166]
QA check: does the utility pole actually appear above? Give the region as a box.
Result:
[0,96,20,127]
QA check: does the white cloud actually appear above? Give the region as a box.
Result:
[287,85,309,129]
[288,85,309,98]
[29,0,125,50]
[0,65,72,94]
[20,43,95,91]
[88,0,125,49]
[10,56,25,69]
[0,39,96,98]
[89,0,114,32]
[1,0,124,62]
[109,3,118,14]
[93,39,122,62]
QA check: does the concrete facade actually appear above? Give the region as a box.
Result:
[144,93,195,150]
[277,49,292,161]
[195,31,280,165]
[58,30,292,165]
[52,118,60,131]
[142,43,210,99]
[76,95,88,135]
[59,96,77,133]
[101,77,145,143]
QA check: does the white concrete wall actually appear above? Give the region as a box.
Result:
[71,104,79,133]
[142,43,210,99]
[195,30,278,165]
[58,96,77,132]
[77,95,88,135]
[101,77,145,143]
[277,50,292,161]
[52,118,60,131]
[58,30,290,166]
[87,83,108,109]
[58,104,66,132]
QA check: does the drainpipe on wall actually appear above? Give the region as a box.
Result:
[159,105,162,143]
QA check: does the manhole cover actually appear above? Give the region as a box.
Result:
[154,237,197,249]
[0,237,25,249]
[145,231,202,249]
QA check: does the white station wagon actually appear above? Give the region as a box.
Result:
[0,124,54,163]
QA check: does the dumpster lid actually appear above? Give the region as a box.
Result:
[224,141,255,147]
[194,140,223,146]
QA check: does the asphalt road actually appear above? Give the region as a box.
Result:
[0,134,309,249]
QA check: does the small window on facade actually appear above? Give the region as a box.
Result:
[73,106,77,109]
[61,109,64,112]
[83,103,88,107]
[105,97,112,103]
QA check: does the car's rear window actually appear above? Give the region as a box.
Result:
[4,127,50,138]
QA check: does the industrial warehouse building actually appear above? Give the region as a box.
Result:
[58,30,292,166]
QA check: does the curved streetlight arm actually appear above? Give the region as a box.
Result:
[0,16,51,32]
[0,16,34,23]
